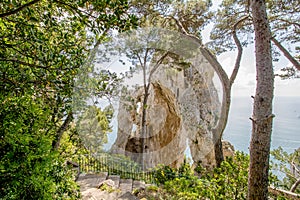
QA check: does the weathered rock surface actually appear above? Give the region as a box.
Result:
[111,54,221,169]
[118,192,139,200]
[77,173,147,200]
[222,140,235,158]
[98,179,116,189]
[111,82,185,168]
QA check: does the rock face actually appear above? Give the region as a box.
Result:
[111,82,185,168]
[111,55,221,169]
[222,140,235,158]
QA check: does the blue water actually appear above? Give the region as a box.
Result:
[223,96,300,154]
[104,96,300,155]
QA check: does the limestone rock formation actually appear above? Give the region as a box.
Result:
[111,54,221,169]
[111,82,186,169]
[222,140,235,158]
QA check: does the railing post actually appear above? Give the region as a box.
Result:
[76,153,157,183]
[78,155,81,173]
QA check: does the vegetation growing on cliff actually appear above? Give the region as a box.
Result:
[0,0,137,199]
[0,0,299,199]
[136,151,299,200]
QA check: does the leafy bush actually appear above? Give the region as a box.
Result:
[0,96,80,200]
[50,158,81,200]
[153,165,178,185]
[153,157,193,185]
[149,151,297,199]
[150,152,249,199]
[271,147,300,194]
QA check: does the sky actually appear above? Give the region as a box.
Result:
[101,0,299,151]
[104,31,300,98]
[215,46,300,97]
[202,1,300,97]
[101,0,300,98]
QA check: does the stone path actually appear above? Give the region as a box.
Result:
[77,172,147,200]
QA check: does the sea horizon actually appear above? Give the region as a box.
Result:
[104,96,300,158]
[223,96,300,154]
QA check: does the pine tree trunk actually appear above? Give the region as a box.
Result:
[214,139,224,167]
[248,0,274,199]
[141,79,150,170]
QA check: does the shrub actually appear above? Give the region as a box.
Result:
[153,165,178,185]
[0,96,80,199]
[150,152,249,199]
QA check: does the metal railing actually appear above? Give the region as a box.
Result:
[77,153,155,183]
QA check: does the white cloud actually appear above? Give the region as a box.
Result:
[215,44,300,97]
[215,46,256,97]
[275,77,300,96]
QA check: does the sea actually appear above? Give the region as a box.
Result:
[104,96,300,155]
[223,96,300,154]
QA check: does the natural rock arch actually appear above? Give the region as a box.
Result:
[108,27,225,170]
[111,60,221,169]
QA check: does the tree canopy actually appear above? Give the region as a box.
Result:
[0,0,299,199]
[210,0,299,70]
[0,0,137,199]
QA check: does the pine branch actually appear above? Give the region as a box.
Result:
[291,178,300,193]
[167,16,203,45]
[148,51,169,81]
[269,186,300,199]
[271,37,300,71]
[53,112,73,149]
[0,0,41,18]
[0,58,49,69]
[230,15,250,86]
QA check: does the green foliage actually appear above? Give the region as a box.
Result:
[0,0,137,199]
[153,157,195,185]
[76,105,114,154]
[210,0,299,61]
[131,0,213,39]
[276,66,300,80]
[148,151,299,199]
[209,0,253,54]
[58,124,88,159]
[48,158,81,200]
[266,0,299,45]
[178,158,194,178]
[0,95,79,199]
[271,147,300,194]
[203,152,249,199]
[99,184,120,193]
[153,165,178,185]
[151,152,250,199]
[77,153,146,180]
[146,185,159,192]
